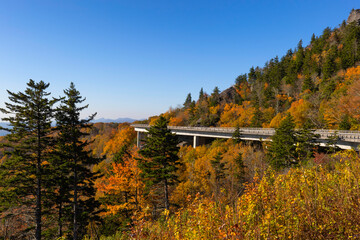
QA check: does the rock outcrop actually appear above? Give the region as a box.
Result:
[347,9,360,25]
[219,86,238,104]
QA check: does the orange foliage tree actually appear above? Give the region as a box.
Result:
[103,124,136,158]
[168,111,189,126]
[235,80,251,101]
[220,102,256,127]
[338,70,360,128]
[343,65,360,83]
[269,112,286,128]
[96,146,144,217]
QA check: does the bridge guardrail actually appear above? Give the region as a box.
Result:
[131,124,360,142]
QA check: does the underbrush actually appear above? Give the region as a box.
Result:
[117,150,360,239]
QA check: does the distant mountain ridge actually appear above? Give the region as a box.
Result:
[0,122,10,136]
[0,118,139,136]
[92,117,139,123]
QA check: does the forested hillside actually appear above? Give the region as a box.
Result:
[2,9,360,240]
[144,14,360,130]
[89,12,360,239]
[90,11,360,239]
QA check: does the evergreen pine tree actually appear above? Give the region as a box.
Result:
[295,40,305,73]
[302,50,313,76]
[138,116,180,211]
[210,152,227,197]
[322,47,337,80]
[55,83,102,240]
[310,33,316,44]
[199,88,204,101]
[234,152,246,185]
[341,20,347,29]
[46,144,72,238]
[232,124,242,144]
[248,66,257,85]
[295,121,320,162]
[340,23,360,69]
[183,93,192,109]
[209,86,220,107]
[302,76,315,92]
[211,152,226,181]
[188,100,196,124]
[339,115,351,130]
[326,131,340,154]
[266,114,297,169]
[235,74,247,86]
[250,107,263,127]
[0,80,59,240]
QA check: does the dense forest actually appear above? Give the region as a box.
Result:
[142,11,360,131]
[1,9,360,240]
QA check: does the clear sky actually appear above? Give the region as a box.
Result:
[0,0,358,120]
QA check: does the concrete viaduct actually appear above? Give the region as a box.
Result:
[131,124,360,150]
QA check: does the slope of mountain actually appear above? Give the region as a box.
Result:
[147,10,360,131]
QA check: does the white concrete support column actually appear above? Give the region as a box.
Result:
[193,135,198,148]
[137,131,140,148]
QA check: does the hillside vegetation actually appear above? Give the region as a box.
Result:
[129,151,360,240]
[2,11,360,240]
[91,12,360,240]
[143,19,360,130]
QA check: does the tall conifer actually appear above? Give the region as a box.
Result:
[138,116,180,211]
[0,80,58,239]
[55,83,102,240]
[232,124,242,144]
[183,93,192,108]
[266,114,297,169]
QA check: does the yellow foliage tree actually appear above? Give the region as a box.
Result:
[103,125,136,158]
[261,107,276,128]
[269,113,286,128]
[148,116,160,126]
[287,99,311,127]
[171,139,267,207]
[219,102,255,127]
[321,99,342,129]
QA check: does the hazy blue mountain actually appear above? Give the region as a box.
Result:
[92,117,139,123]
[0,118,140,136]
[0,122,10,136]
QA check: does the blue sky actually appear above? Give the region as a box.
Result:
[0,0,358,120]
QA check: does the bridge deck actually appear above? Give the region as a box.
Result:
[131,124,360,150]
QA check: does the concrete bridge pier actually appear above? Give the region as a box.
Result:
[193,135,199,148]
[136,131,140,148]
[192,135,213,148]
[137,131,146,148]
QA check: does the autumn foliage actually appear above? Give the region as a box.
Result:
[129,151,360,239]
[135,21,360,131]
[103,125,136,158]
[4,14,360,240]
[96,146,144,216]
